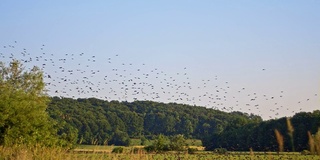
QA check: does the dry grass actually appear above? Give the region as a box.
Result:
[1,120,320,159]
[316,128,320,155]
[308,128,320,155]
[1,145,320,160]
[274,129,284,152]
[308,131,315,154]
[0,145,70,160]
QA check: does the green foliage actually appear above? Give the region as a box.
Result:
[47,97,261,146]
[56,122,78,147]
[144,134,170,153]
[144,134,188,152]
[45,90,320,152]
[140,136,149,145]
[0,60,72,147]
[152,134,170,152]
[169,134,186,151]
[202,110,320,152]
[214,148,228,154]
[144,145,155,153]
[112,147,124,153]
[109,130,131,146]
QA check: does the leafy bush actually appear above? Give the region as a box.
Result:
[144,134,189,153]
[214,148,228,154]
[152,134,170,152]
[140,136,149,145]
[109,130,131,146]
[112,147,124,153]
[169,134,186,151]
[144,145,155,153]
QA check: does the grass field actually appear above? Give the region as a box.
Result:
[1,144,320,160]
[71,145,320,159]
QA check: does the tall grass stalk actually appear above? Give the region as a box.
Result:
[308,131,315,154]
[274,129,284,152]
[315,128,320,155]
[286,117,295,152]
[307,128,320,155]
[249,147,254,160]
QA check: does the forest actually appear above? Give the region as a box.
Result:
[47,96,320,152]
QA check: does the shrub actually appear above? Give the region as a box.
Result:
[140,136,148,145]
[144,145,155,153]
[169,134,186,151]
[153,134,170,152]
[109,130,131,146]
[112,147,124,153]
[214,148,228,154]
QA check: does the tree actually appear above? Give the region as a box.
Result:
[0,60,64,146]
[169,134,187,151]
[151,134,170,152]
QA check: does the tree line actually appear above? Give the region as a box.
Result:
[47,97,320,152]
[47,97,262,146]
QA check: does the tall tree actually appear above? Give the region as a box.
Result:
[0,60,65,146]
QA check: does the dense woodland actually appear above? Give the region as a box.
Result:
[47,97,320,152]
[203,110,320,152]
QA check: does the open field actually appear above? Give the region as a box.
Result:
[70,146,320,160]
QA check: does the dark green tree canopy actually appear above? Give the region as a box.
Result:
[47,96,262,146]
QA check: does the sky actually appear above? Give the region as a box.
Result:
[0,1,319,120]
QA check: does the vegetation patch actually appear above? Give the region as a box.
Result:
[111,147,124,153]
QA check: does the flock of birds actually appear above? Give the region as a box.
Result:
[1,41,318,119]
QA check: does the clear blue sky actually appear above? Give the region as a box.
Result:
[1,1,319,119]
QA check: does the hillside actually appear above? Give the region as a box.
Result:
[47,97,320,152]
